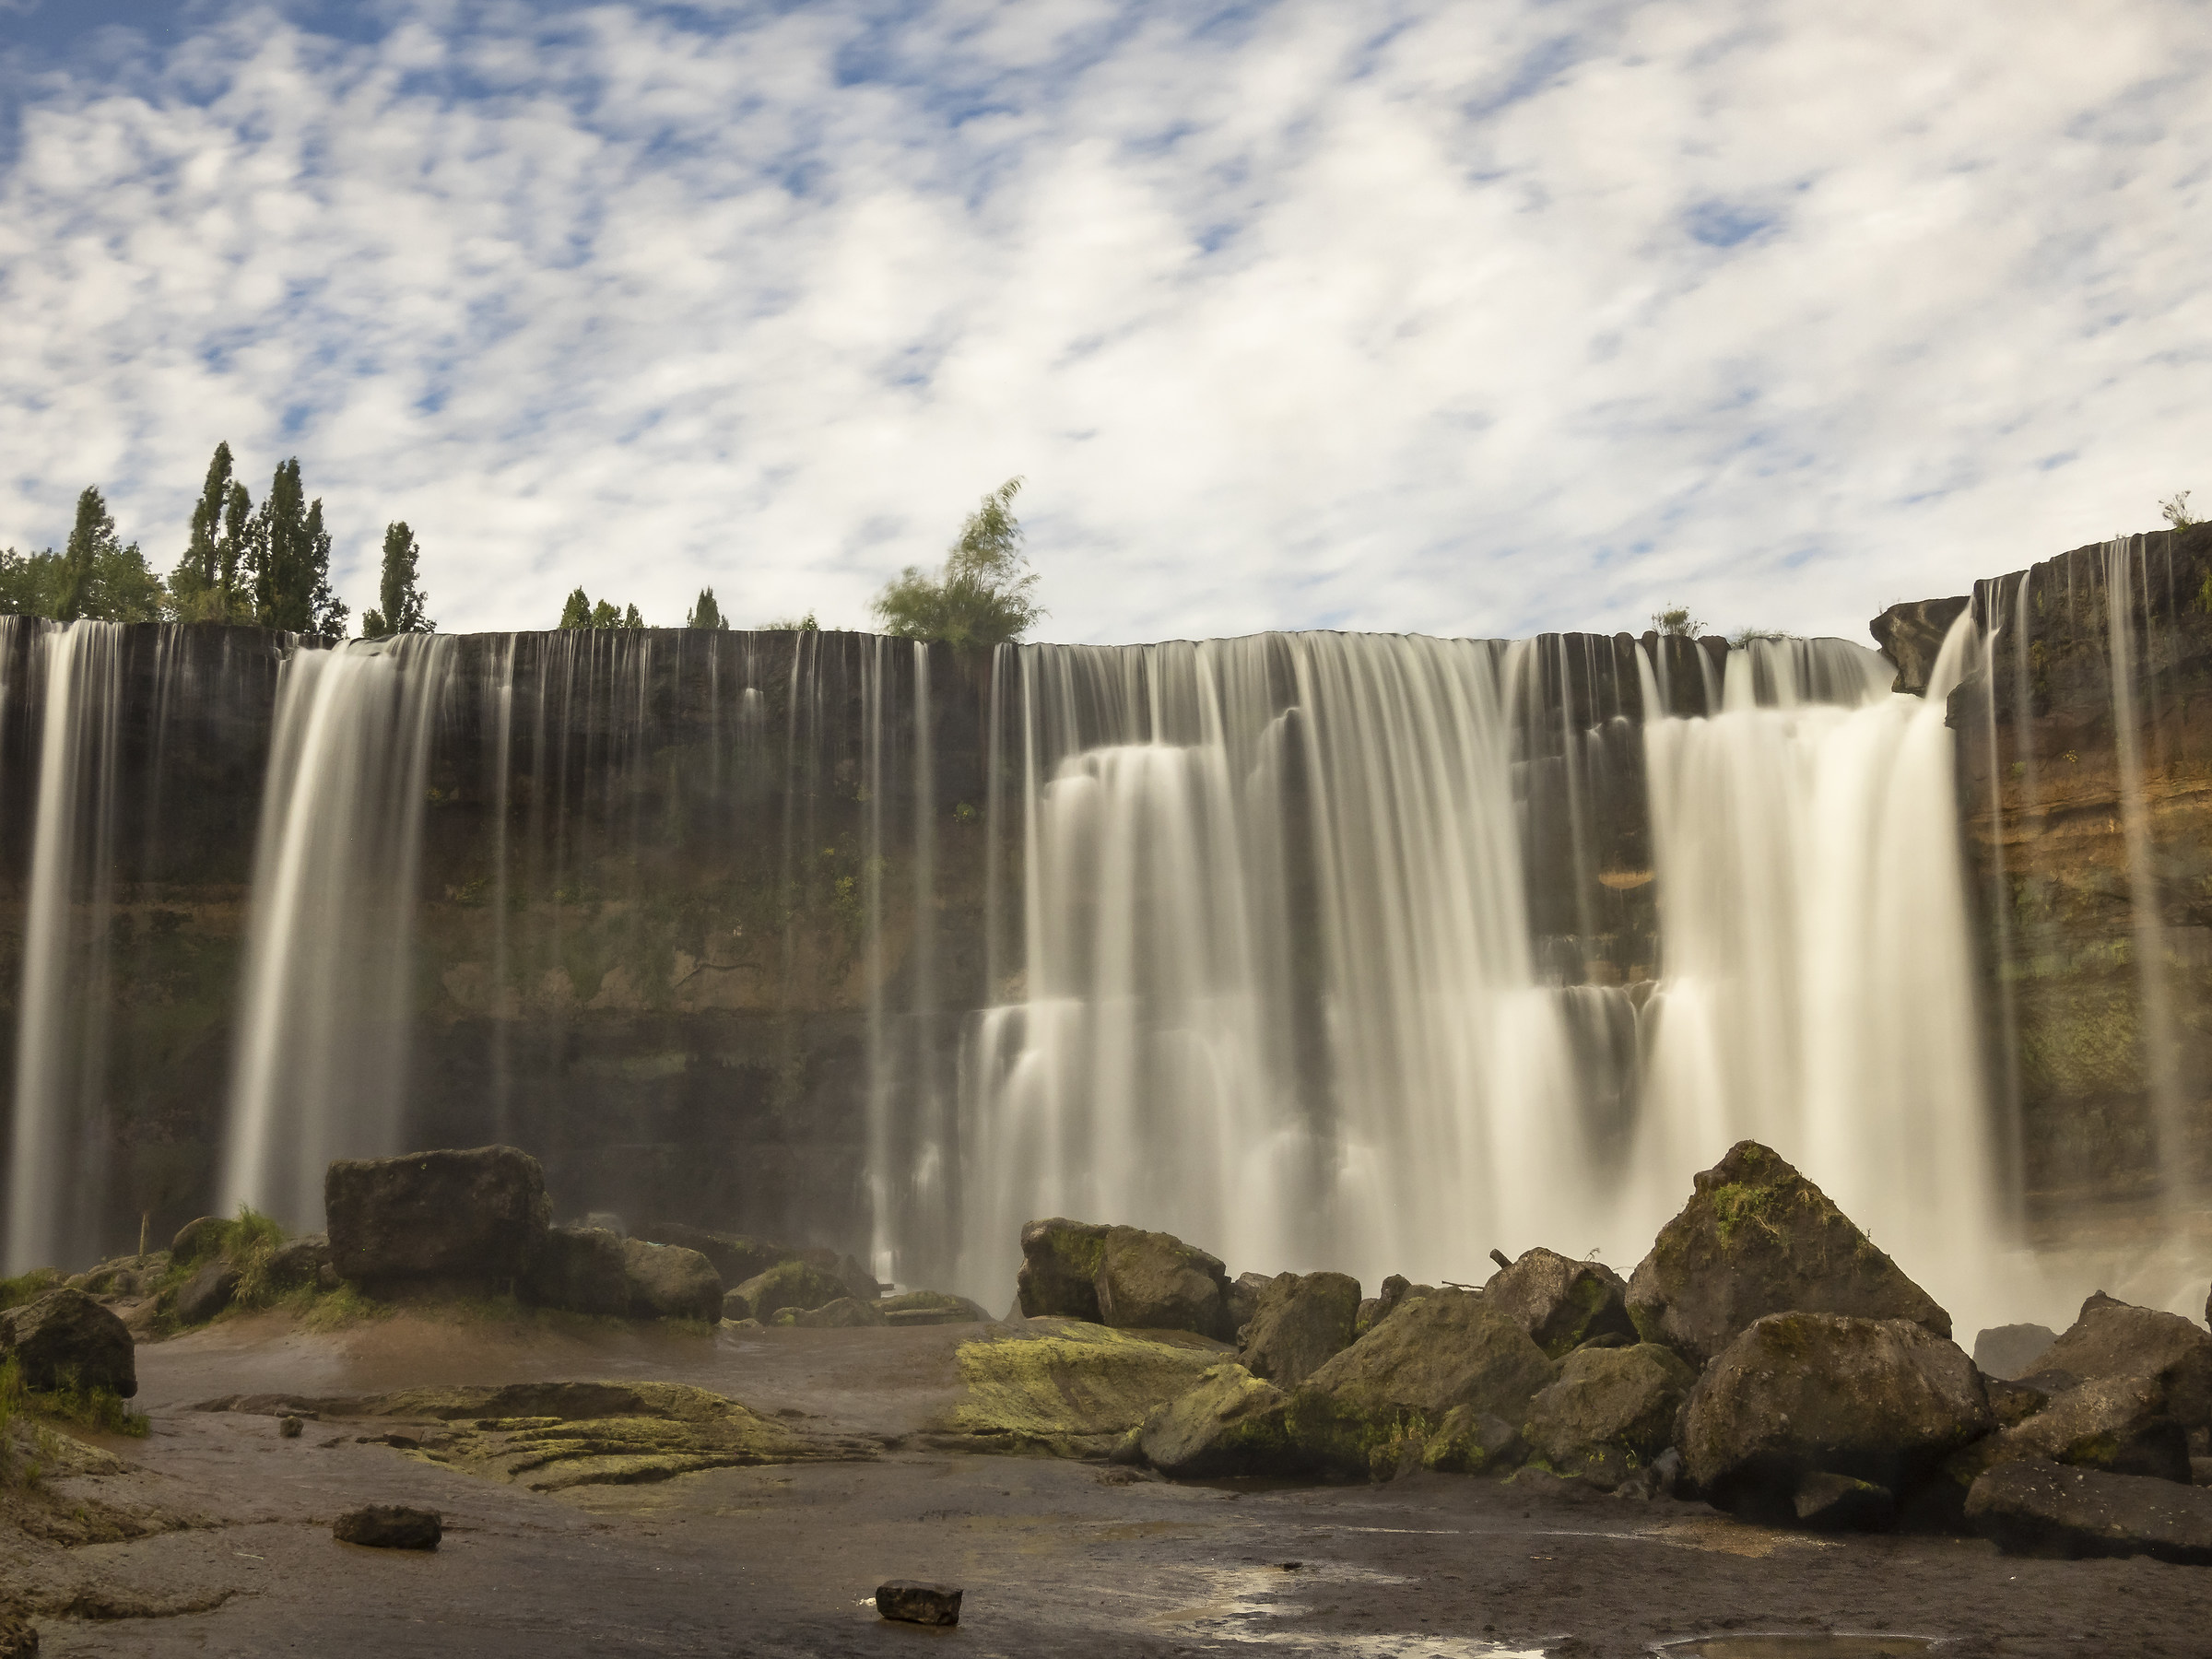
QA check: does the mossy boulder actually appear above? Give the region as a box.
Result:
[176,1258,240,1325]
[1523,1342,1695,1488]
[1287,1289,1556,1479]
[878,1290,991,1326]
[735,1258,852,1322]
[1137,1363,1298,1477]
[1485,1248,1636,1359]
[1625,1140,1950,1368]
[0,1287,137,1397]
[1353,1274,1432,1338]
[781,1296,886,1328]
[1240,1271,1360,1389]
[1419,1405,1527,1475]
[1096,1226,1233,1337]
[170,1215,230,1266]
[633,1224,794,1289]
[325,1145,552,1293]
[929,1319,1225,1457]
[266,1232,332,1292]
[1016,1218,1110,1320]
[524,1227,631,1317]
[620,1240,722,1322]
[2029,1295,2212,1430]
[1946,1371,2189,1487]
[1680,1312,1992,1521]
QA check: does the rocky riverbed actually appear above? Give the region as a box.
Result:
[2,1308,2210,1657]
[12,1136,2212,1655]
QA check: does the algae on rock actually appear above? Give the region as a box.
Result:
[928,1318,1225,1457]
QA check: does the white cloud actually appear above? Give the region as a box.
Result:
[0,0,2205,642]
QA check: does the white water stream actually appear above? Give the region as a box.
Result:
[219,637,456,1230]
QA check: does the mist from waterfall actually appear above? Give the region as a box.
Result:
[950,626,2012,1330]
[221,637,456,1230]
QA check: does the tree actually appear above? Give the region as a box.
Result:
[872,477,1043,649]
[246,458,345,635]
[686,587,726,629]
[2164,491,2198,530]
[169,442,238,619]
[1651,605,1702,638]
[761,610,818,630]
[361,522,433,639]
[559,587,592,629]
[589,599,621,628]
[0,487,166,623]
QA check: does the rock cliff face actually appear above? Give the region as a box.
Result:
[1950,521,2212,1227]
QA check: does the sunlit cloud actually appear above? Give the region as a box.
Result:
[0,0,2205,642]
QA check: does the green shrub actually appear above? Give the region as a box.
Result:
[0,1267,61,1312]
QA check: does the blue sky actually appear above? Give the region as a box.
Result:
[0,0,2205,642]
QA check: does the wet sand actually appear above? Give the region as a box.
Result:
[12,1311,2212,1657]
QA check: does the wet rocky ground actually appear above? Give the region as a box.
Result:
[7,1310,2212,1658]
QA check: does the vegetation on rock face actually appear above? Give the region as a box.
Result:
[931,1320,1220,1458]
[873,477,1043,650]
[1650,604,1701,637]
[2163,491,2197,530]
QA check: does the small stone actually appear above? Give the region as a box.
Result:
[279,1415,303,1439]
[876,1581,961,1626]
[333,1505,441,1550]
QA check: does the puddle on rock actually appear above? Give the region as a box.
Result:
[1658,1638,1936,1657]
[1150,1562,1547,1656]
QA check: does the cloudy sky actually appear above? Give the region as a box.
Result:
[0,0,2204,643]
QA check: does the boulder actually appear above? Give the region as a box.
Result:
[619,1239,722,1322]
[785,1297,886,1328]
[632,1224,794,1288]
[0,1604,33,1659]
[734,1258,850,1322]
[170,1215,229,1266]
[721,1288,753,1322]
[797,1247,881,1302]
[1680,1312,1992,1523]
[1137,1364,1298,1477]
[1984,1375,2052,1429]
[928,1321,1223,1457]
[1094,1226,1232,1338]
[0,1288,136,1397]
[2028,1296,2212,1430]
[1419,1405,1528,1476]
[1015,1218,1110,1320]
[1354,1275,1433,1339]
[333,1505,441,1550]
[1240,1272,1360,1390]
[1967,1458,2212,1563]
[1227,1271,1274,1339]
[1524,1342,1696,1488]
[524,1228,630,1317]
[175,1259,240,1326]
[1484,1248,1637,1359]
[1869,595,1971,697]
[1974,1323,2059,1381]
[876,1583,961,1627]
[324,1145,551,1291]
[1626,1140,1952,1368]
[1950,1372,2190,1485]
[1288,1289,1556,1479]
[266,1233,331,1291]
[877,1290,991,1327]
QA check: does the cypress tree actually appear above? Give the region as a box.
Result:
[362,522,433,639]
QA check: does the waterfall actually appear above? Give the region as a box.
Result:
[5,621,125,1274]
[1634,622,2007,1324]
[220,637,457,1230]
[950,627,2011,1330]
[953,633,1594,1299]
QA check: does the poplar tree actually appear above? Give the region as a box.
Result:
[362,521,433,638]
[559,587,592,629]
[686,587,726,629]
[251,458,347,636]
[170,442,233,612]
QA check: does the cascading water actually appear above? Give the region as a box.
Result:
[1634,623,2009,1324]
[221,636,457,1230]
[5,621,125,1274]
[949,626,2013,1330]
